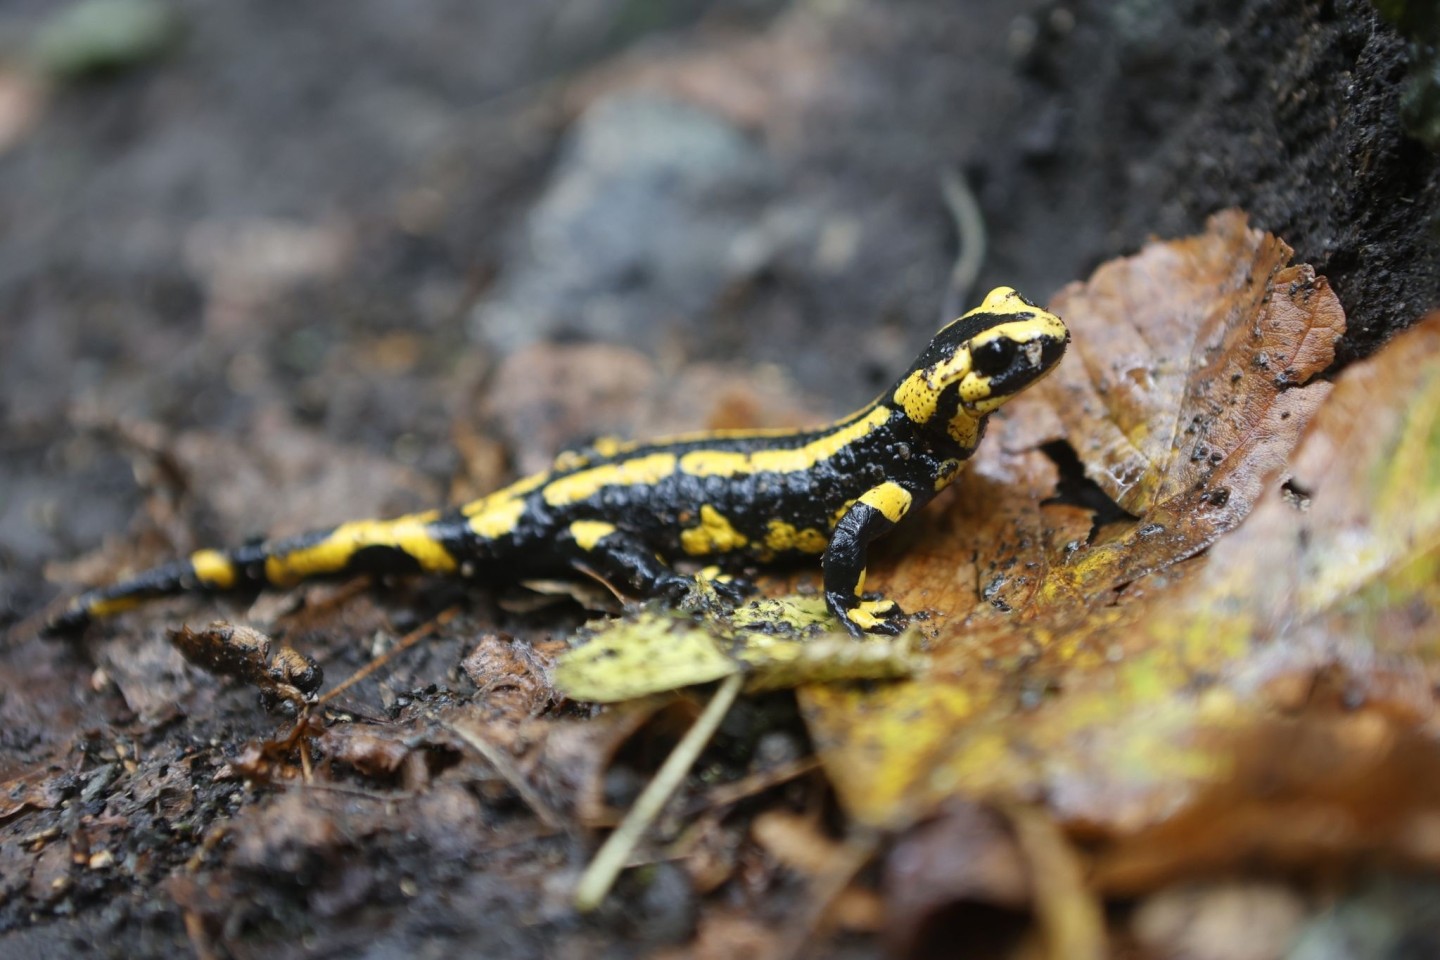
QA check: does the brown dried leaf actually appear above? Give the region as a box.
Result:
[1048,210,1338,518]
[1088,311,1440,888]
[0,767,65,820]
[801,212,1348,830]
[459,632,559,722]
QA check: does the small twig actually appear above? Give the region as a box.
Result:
[684,755,821,816]
[569,560,628,605]
[317,606,459,706]
[574,673,744,912]
[446,718,566,831]
[939,166,988,325]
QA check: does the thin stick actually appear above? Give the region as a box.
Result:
[573,673,744,912]
[317,606,458,705]
[685,756,821,815]
[446,718,566,831]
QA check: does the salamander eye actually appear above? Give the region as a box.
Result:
[971,337,1019,378]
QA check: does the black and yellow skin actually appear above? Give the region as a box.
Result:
[46,287,1068,638]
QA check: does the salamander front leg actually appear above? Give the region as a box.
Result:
[823,482,918,636]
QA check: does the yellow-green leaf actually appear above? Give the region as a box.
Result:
[555,593,921,703]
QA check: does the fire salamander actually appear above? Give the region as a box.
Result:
[46,287,1068,638]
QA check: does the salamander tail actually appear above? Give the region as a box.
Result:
[43,510,462,636]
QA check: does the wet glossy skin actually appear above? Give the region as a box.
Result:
[48,287,1069,637]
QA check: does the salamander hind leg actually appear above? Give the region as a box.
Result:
[564,521,683,594]
[562,521,748,612]
[692,566,754,604]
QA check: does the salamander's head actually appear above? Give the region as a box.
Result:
[891,286,1069,446]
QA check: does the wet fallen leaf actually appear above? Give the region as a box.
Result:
[750,810,844,877]
[96,630,197,722]
[747,811,885,934]
[0,767,66,820]
[553,593,921,703]
[801,211,1349,829]
[1090,310,1440,889]
[647,910,781,960]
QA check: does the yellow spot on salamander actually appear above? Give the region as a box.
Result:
[459,472,548,539]
[855,568,867,594]
[934,459,964,491]
[894,287,1067,426]
[968,285,1031,319]
[894,290,1039,423]
[893,352,970,424]
[859,482,913,524]
[570,520,616,551]
[846,598,898,632]
[542,453,678,507]
[947,413,980,448]
[87,596,144,618]
[264,515,457,587]
[847,607,880,631]
[677,406,892,477]
[764,520,828,555]
[591,436,625,457]
[951,302,1068,416]
[461,473,547,517]
[463,472,547,518]
[551,450,587,472]
[551,437,626,473]
[468,497,526,539]
[190,549,236,589]
[679,505,749,556]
